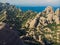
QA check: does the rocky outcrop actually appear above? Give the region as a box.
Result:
[25,6,60,28]
[24,6,60,45]
[39,16,47,26]
[46,13,54,23]
[45,6,54,14]
[25,13,41,28]
[55,8,60,16]
[54,8,60,24]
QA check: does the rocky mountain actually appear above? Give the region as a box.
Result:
[23,6,60,45]
[25,6,60,28]
[0,3,60,45]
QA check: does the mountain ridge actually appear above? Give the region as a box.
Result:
[0,3,60,45]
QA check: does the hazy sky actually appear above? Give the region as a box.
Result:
[0,0,60,7]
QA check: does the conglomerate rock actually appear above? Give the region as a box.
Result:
[24,6,60,45]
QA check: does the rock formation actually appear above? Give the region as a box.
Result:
[54,8,60,24]
[25,6,60,28]
[0,3,60,45]
[24,6,60,44]
[45,6,54,14]
[25,12,41,28]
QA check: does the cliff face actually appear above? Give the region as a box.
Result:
[24,6,60,45]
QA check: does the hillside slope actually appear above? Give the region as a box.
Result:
[0,3,60,45]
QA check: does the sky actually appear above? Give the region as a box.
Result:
[0,0,60,7]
